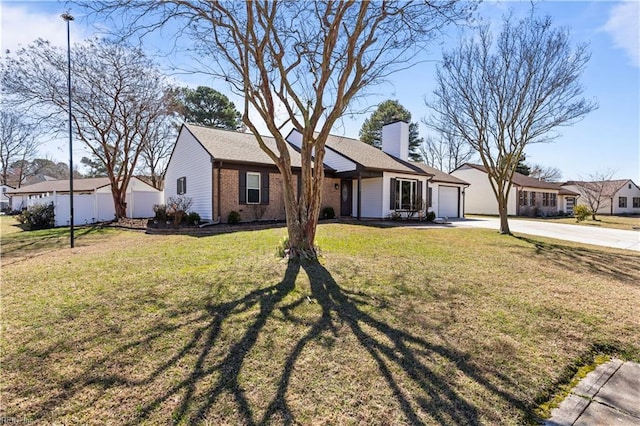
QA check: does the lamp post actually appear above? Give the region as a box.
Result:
[61,12,74,248]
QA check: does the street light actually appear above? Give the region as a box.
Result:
[61,12,74,248]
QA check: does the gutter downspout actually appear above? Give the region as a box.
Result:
[357,172,362,220]
[218,161,222,222]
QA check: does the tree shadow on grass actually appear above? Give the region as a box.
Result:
[515,236,640,284]
[12,260,528,424]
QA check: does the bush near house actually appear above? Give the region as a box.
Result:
[574,205,590,222]
[16,203,55,230]
[321,206,335,220]
[228,210,241,224]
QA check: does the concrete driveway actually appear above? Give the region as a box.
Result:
[442,217,640,251]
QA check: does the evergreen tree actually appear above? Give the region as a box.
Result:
[359,100,423,161]
[173,86,242,130]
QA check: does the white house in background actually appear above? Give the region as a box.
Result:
[1,184,14,211]
[7,177,162,227]
[164,120,467,222]
[410,163,469,218]
[451,163,579,216]
[562,179,640,215]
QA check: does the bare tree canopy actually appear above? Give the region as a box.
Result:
[1,38,175,218]
[419,131,475,173]
[81,0,474,257]
[529,164,562,182]
[0,111,41,187]
[428,12,597,234]
[570,170,617,220]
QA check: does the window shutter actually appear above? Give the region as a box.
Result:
[297,174,301,200]
[417,181,423,209]
[428,187,433,207]
[239,171,246,204]
[261,172,269,205]
[389,178,396,210]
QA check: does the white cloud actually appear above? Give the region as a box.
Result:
[602,1,640,68]
[0,2,91,53]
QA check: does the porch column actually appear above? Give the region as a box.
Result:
[357,172,362,220]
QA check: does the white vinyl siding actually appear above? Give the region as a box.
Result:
[451,166,517,215]
[164,129,213,219]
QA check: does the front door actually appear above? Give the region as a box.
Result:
[340,179,352,217]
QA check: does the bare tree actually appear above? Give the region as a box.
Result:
[2,39,174,218]
[137,120,176,189]
[529,164,562,182]
[82,1,473,257]
[428,12,597,234]
[569,170,617,220]
[0,111,40,187]
[419,131,475,173]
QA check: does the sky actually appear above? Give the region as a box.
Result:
[1,0,639,182]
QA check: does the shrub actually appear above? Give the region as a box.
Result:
[321,206,335,220]
[426,211,436,222]
[574,205,590,222]
[167,196,193,227]
[187,211,201,225]
[228,210,241,224]
[17,203,55,230]
[153,204,167,221]
[388,211,402,221]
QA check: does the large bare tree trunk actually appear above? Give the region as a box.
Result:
[497,198,511,235]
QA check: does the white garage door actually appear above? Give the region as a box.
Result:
[438,186,459,218]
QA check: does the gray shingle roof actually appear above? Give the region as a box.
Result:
[7,177,112,194]
[185,124,302,168]
[410,162,469,185]
[324,134,423,174]
[461,163,567,191]
[563,179,632,197]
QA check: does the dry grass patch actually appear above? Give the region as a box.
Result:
[513,214,640,230]
[2,222,639,424]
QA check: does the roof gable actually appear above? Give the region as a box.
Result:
[184,124,303,168]
[563,179,635,197]
[323,133,425,175]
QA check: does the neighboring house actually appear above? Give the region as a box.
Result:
[164,121,466,223]
[1,184,15,211]
[451,163,578,216]
[562,179,640,215]
[7,177,161,227]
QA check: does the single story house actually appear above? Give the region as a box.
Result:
[164,121,467,223]
[7,177,161,227]
[562,179,640,215]
[451,163,579,216]
[1,184,14,211]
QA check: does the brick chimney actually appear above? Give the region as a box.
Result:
[381,120,409,161]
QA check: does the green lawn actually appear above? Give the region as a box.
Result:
[2,217,639,424]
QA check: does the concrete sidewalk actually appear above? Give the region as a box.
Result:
[546,359,640,425]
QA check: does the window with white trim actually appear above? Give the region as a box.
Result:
[246,172,261,204]
[395,179,417,210]
[633,197,640,208]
